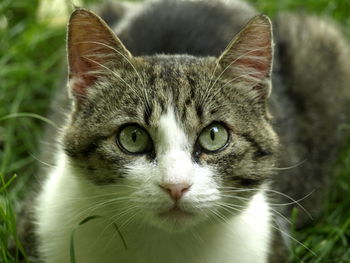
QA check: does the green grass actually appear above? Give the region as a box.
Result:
[1,0,66,261]
[289,146,350,263]
[0,0,349,262]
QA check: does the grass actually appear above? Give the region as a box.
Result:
[290,146,350,263]
[1,0,66,261]
[0,0,349,262]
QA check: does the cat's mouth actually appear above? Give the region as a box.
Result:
[151,204,203,231]
[158,205,193,219]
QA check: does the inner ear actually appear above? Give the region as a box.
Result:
[216,14,273,101]
[67,8,132,100]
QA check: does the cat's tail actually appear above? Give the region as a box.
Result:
[274,13,350,227]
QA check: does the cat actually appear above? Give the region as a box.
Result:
[18,0,350,262]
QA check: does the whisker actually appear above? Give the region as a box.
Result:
[82,56,135,91]
[200,47,268,105]
[209,75,257,103]
[209,208,230,225]
[80,41,145,87]
[269,190,314,207]
[109,205,139,223]
[203,61,221,100]
[220,190,314,208]
[217,203,243,214]
[219,194,251,201]
[216,200,316,258]
[37,153,60,168]
[69,195,133,221]
[119,210,139,230]
[271,218,318,258]
[100,205,139,238]
[259,160,307,171]
[218,187,313,220]
[81,41,152,115]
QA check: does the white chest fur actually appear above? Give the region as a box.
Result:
[36,152,272,263]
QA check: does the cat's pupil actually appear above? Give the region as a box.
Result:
[131,130,137,142]
[210,128,217,141]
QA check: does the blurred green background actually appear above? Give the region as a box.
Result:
[1,0,349,262]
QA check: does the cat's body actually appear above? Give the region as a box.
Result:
[21,0,350,262]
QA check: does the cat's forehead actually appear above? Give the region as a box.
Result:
[78,54,254,136]
[123,55,233,128]
[139,55,215,93]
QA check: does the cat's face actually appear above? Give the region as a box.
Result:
[62,9,278,231]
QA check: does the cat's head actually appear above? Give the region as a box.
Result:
[62,8,278,232]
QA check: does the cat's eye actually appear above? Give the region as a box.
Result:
[117,124,152,154]
[197,123,229,153]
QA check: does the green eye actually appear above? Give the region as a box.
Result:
[198,123,229,152]
[117,125,152,154]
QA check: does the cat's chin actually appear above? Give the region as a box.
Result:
[159,206,194,220]
[148,207,203,233]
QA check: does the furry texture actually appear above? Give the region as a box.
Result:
[37,2,278,262]
[272,13,350,227]
[17,0,350,262]
[36,109,272,263]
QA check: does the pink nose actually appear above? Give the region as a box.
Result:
[160,183,191,201]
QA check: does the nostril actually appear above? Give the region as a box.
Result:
[159,183,192,201]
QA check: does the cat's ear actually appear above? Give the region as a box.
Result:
[216,14,273,102]
[67,8,131,101]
